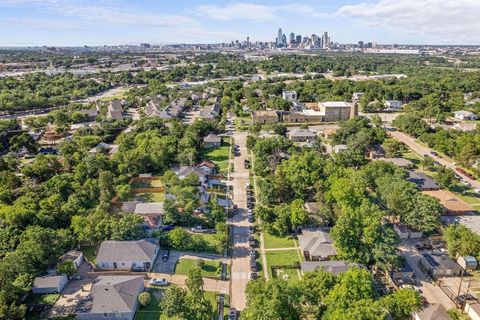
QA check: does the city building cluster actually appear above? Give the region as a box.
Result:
[275,27,331,49]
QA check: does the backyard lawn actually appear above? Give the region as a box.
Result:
[135,288,228,320]
[81,246,97,263]
[131,179,163,189]
[265,249,301,279]
[192,233,223,254]
[175,258,221,278]
[203,141,231,175]
[25,294,60,320]
[133,192,166,202]
[263,233,296,249]
[449,184,480,207]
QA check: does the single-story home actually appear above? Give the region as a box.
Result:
[333,144,347,154]
[203,134,222,149]
[201,103,221,120]
[198,160,216,175]
[32,275,68,294]
[300,261,359,275]
[413,303,452,320]
[59,250,84,268]
[88,142,119,156]
[420,253,463,278]
[428,191,476,215]
[96,239,159,271]
[298,229,337,261]
[393,223,423,239]
[287,129,317,142]
[252,110,279,124]
[75,275,144,320]
[454,110,477,121]
[378,158,414,169]
[408,171,440,191]
[175,166,207,184]
[390,260,415,285]
[133,203,163,229]
[384,100,403,110]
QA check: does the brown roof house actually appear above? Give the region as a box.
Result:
[133,203,163,229]
[298,229,337,261]
[252,110,279,124]
[413,303,452,320]
[106,100,124,121]
[75,275,144,320]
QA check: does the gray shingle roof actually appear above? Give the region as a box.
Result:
[204,134,221,143]
[298,230,337,259]
[96,239,158,263]
[75,275,144,315]
[134,203,164,215]
[408,171,439,190]
[33,275,66,289]
[415,303,452,320]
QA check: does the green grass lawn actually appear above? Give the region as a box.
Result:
[265,249,301,279]
[133,192,165,202]
[25,293,60,305]
[135,288,227,320]
[274,268,300,281]
[174,259,221,278]
[449,184,480,206]
[202,141,231,175]
[81,246,97,263]
[263,233,296,249]
[131,179,163,189]
[192,233,223,254]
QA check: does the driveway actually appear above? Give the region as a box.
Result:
[227,122,252,310]
[147,272,229,294]
[48,261,95,318]
[399,242,456,310]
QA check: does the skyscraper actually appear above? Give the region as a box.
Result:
[289,32,295,45]
[282,34,287,46]
[296,35,302,44]
[277,28,283,47]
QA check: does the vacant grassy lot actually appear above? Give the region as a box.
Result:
[131,179,163,189]
[175,259,221,278]
[202,141,231,174]
[274,267,300,281]
[263,233,296,249]
[192,233,223,254]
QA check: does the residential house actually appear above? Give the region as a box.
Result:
[413,303,452,320]
[430,191,476,215]
[298,229,337,261]
[420,253,463,278]
[393,223,423,239]
[384,100,403,111]
[198,160,217,175]
[96,239,159,271]
[252,110,279,124]
[454,110,478,121]
[75,275,144,320]
[88,142,119,156]
[203,134,222,149]
[408,171,440,191]
[59,250,84,268]
[106,100,124,121]
[145,100,170,119]
[352,92,364,102]
[300,261,359,275]
[32,275,68,294]
[282,90,298,102]
[457,256,478,272]
[287,129,317,142]
[378,158,414,169]
[175,166,207,185]
[77,108,99,120]
[133,203,163,229]
[333,144,348,154]
[201,103,221,120]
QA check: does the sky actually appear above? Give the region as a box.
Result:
[1,0,480,46]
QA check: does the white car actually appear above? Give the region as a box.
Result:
[149,278,169,286]
[475,189,480,194]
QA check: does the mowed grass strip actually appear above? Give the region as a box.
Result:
[202,141,231,174]
[263,232,295,249]
[174,258,221,278]
[265,249,300,279]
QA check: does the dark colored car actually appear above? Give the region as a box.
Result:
[162,225,175,231]
[229,308,237,320]
[162,249,170,262]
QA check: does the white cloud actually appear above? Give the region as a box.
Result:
[336,0,480,43]
[197,2,328,21]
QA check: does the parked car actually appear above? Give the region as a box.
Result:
[149,278,169,286]
[249,226,255,234]
[431,151,438,156]
[250,250,256,259]
[250,272,258,280]
[250,263,257,272]
[248,215,254,223]
[162,249,170,262]
[162,225,175,231]
[245,183,250,189]
[191,225,209,233]
[229,308,237,320]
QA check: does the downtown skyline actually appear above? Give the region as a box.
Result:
[1,0,480,46]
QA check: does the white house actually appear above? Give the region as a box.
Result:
[59,250,84,268]
[384,100,403,110]
[454,110,478,121]
[282,90,298,102]
[32,275,68,294]
[96,239,159,271]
